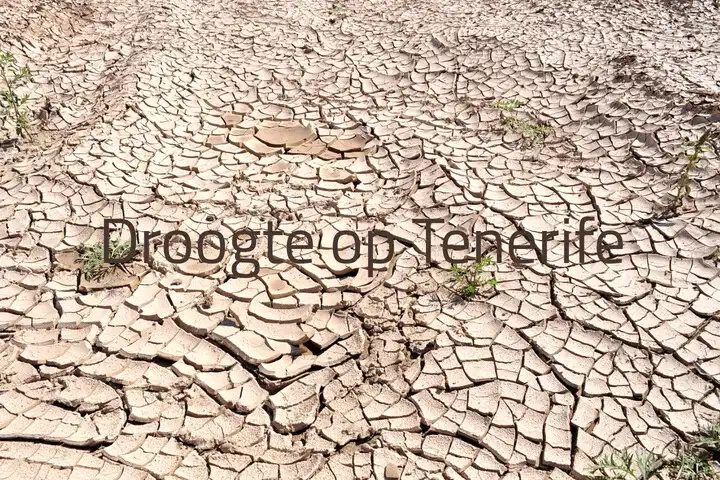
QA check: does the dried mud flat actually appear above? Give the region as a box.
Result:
[1,0,720,478]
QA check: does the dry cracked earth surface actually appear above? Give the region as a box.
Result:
[1,0,720,478]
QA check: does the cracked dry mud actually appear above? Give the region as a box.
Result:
[1,0,720,478]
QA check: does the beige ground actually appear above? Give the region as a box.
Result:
[1,0,720,478]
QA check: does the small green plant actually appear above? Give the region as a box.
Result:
[450,255,497,300]
[671,130,716,212]
[591,421,720,480]
[693,421,720,450]
[0,52,32,139]
[500,114,552,147]
[492,99,525,111]
[80,238,137,280]
[591,450,663,480]
[666,450,717,480]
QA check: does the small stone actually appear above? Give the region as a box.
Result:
[385,463,400,479]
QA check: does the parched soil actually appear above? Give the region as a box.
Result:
[0,0,720,478]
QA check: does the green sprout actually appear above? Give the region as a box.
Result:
[671,130,716,212]
[693,420,720,450]
[80,238,137,280]
[590,420,720,480]
[0,52,32,139]
[666,450,717,480]
[500,114,552,147]
[591,450,663,480]
[492,99,525,111]
[450,255,497,300]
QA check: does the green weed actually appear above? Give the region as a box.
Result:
[666,451,717,480]
[0,52,32,139]
[591,450,663,480]
[492,98,525,111]
[671,130,716,212]
[590,421,720,480]
[80,238,137,280]
[450,255,497,300]
[693,421,720,450]
[500,114,552,147]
